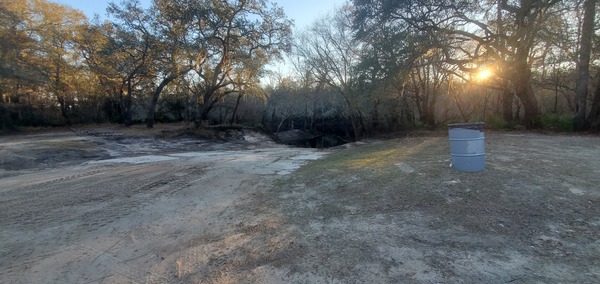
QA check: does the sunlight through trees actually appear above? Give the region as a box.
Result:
[1,0,599,134]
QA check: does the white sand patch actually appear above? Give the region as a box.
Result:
[169,149,328,176]
[563,182,586,195]
[444,179,461,185]
[396,162,416,173]
[290,152,328,161]
[90,155,178,164]
[496,155,514,162]
[243,134,260,143]
[169,151,241,158]
[569,187,585,195]
[248,161,300,175]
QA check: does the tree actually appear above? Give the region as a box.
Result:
[353,0,565,128]
[574,0,596,130]
[144,2,193,128]
[227,61,265,125]
[588,74,600,129]
[1,0,90,126]
[79,0,153,126]
[407,52,449,127]
[294,6,367,139]
[1,0,37,127]
[155,0,292,127]
[264,72,336,135]
[586,6,600,129]
[0,0,39,86]
[31,0,88,125]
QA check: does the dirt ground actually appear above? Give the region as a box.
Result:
[0,126,599,283]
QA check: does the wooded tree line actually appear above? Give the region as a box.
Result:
[268,0,600,139]
[2,0,600,139]
[1,0,290,129]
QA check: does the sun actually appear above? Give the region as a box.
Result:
[476,68,492,81]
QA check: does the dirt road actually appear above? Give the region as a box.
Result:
[1,128,599,283]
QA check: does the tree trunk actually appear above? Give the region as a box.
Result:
[520,84,539,128]
[497,1,513,124]
[500,77,513,122]
[146,76,178,128]
[511,58,539,128]
[194,94,203,128]
[198,98,215,126]
[371,99,380,130]
[452,92,469,122]
[502,90,513,122]
[56,95,71,126]
[349,115,360,141]
[427,92,437,127]
[574,0,596,130]
[335,87,362,140]
[356,110,368,138]
[200,103,213,124]
[587,73,600,129]
[229,92,243,125]
[195,88,220,128]
[54,65,71,126]
[146,94,160,128]
[123,79,133,127]
[553,67,559,113]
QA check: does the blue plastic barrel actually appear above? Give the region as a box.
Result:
[448,122,485,172]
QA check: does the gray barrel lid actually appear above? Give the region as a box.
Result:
[448,122,485,130]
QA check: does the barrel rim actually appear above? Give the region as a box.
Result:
[449,137,485,141]
[448,122,485,131]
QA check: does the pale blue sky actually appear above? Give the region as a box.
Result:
[53,0,347,29]
[52,0,347,78]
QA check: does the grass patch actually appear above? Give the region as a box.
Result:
[347,138,441,173]
[279,136,452,219]
[299,137,443,175]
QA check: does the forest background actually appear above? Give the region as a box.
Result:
[2,0,600,140]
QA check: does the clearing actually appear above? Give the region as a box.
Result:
[1,126,599,283]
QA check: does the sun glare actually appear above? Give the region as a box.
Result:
[476,68,492,81]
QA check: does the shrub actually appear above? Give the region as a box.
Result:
[486,116,511,130]
[539,113,574,132]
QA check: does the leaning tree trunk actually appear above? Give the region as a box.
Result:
[574,0,596,130]
[146,75,179,128]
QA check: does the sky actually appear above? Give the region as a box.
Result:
[52,0,347,79]
[53,0,347,30]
